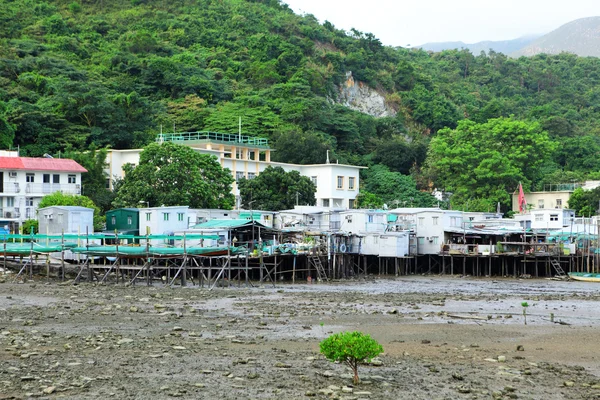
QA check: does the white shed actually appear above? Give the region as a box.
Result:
[37,206,94,235]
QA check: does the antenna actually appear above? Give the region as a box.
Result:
[239,116,242,142]
[326,150,330,164]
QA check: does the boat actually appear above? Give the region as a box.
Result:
[568,272,600,282]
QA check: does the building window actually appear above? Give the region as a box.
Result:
[534,214,543,222]
[432,236,439,245]
[163,213,170,221]
[418,237,425,245]
[556,199,562,208]
[550,214,559,221]
[349,199,355,209]
[26,173,35,183]
[177,213,184,221]
[236,171,245,182]
[311,176,317,186]
[127,216,132,225]
[432,216,439,225]
[368,214,374,223]
[25,197,34,207]
[53,174,60,184]
[322,199,330,207]
[7,197,14,207]
[43,174,50,183]
[146,212,151,221]
[248,172,256,180]
[111,216,116,225]
[68,174,76,184]
[418,217,425,226]
[538,199,544,208]
[451,217,458,226]
[25,208,31,218]
[337,176,344,189]
[348,177,355,190]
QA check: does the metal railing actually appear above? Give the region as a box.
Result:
[543,183,582,192]
[156,131,270,147]
[23,183,81,195]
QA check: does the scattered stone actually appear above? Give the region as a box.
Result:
[564,381,575,387]
[117,338,134,345]
[43,386,56,394]
[421,339,431,344]
[516,345,524,351]
[498,355,506,363]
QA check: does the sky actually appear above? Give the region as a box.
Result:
[282,0,600,46]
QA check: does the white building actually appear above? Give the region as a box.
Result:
[106,132,365,209]
[513,209,576,231]
[389,208,464,255]
[338,209,389,234]
[277,206,343,231]
[38,206,94,235]
[139,206,189,244]
[0,152,87,230]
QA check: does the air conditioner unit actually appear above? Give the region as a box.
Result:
[345,215,352,220]
[5,212,11,218]
[8,171,17,178]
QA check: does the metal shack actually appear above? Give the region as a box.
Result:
[38,206,94,235]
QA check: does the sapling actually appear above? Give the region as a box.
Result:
[320,331,383,385]
[521,301,529,325]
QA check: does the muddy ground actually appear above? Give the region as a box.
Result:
[1,273,600,399]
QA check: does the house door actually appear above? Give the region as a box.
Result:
[43,174,51,193]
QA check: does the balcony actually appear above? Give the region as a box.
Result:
[19,183,82,195]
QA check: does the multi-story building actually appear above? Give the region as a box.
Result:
[510,181,600,212]
[106,132,364,209]
[0,152,87,230]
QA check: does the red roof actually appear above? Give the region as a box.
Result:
[0,157,87,173]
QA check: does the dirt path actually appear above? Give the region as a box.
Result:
[1,276,599,399]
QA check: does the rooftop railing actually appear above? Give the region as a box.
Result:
[156,131,269,147]
[542,183,582,192]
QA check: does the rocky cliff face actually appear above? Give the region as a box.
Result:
[335,72,395,118]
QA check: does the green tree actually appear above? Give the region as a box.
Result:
[271,129,331,164]
[238,166,315,211]
[425,117,555,211]
[354,191,383,209]
[568,187,600,217]
[38,192,103,231]
[320,331,383,385]
[63,147,115,214]
[22,219,38,234]
[362,165,437,208]
[112,142,235,209]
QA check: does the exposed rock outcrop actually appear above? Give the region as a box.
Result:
[335,72,395,118]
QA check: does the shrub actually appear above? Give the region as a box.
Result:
[319,331,383,384]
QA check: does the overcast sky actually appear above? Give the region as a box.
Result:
[283,0,600,46]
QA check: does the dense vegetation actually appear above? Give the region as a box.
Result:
[238,166,316,211]
[2,0,600,213]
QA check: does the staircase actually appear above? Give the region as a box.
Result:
[549,259,567,279]
[309,255,329,282]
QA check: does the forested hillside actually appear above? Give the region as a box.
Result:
[2,0,600,213]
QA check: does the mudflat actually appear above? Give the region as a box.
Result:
[1,276,599,399]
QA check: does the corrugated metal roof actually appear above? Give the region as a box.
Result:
[192,219,269,229]
[38,206,94,212]
[0,157,87,172]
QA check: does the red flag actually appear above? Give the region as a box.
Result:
[518,182,527,213]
